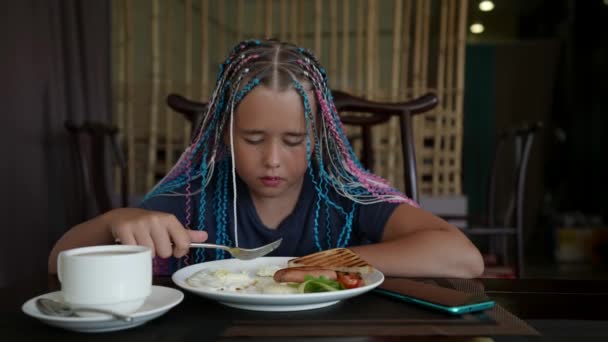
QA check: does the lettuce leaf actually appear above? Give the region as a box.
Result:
[295,275,344,293]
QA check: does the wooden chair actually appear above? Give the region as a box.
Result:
[65,120,128,221]
[451,121,543,278]
[166,94,207,139]
[166,91,438,203]
[331,91,439,203]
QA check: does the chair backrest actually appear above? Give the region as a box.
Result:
[488,121,542,277]
[65,120,128,221]
[331,90,439,202]
[166,94,208,139]
[165,91,439,202]
[487,121,543,230]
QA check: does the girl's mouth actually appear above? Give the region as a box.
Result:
[260,177,282,187]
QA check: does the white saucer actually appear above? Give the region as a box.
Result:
[22,285,184,333]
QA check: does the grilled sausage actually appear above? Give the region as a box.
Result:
[273,266,337,283]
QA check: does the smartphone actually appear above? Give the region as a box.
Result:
[373,278,495,315]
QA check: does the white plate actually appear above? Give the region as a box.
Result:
[171,256,384,312]
[22,285,184,333]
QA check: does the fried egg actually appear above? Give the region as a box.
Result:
[185,264,319,295]
[261,283,299,294]
[255,265,281,277]
[186,269,256,291]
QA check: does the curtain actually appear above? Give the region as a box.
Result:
[0,0,111,286]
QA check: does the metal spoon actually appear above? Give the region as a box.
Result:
[116,237,283,260]
[35,298,133,322]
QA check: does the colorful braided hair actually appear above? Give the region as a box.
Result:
[144,39,417,264]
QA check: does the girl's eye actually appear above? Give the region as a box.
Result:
[244,138,263,145]
[284,138,305,146]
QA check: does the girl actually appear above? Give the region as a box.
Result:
[49,39,483,278]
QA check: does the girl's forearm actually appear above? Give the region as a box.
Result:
[349,230,484,278]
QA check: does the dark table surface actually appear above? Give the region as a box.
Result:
[2,275,608,341]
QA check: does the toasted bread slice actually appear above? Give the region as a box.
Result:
[288,248,373,274]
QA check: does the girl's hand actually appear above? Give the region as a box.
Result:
[108,208,208,258]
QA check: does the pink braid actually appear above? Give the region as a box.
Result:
[301,60,418,207]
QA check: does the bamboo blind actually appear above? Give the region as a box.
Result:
[111,0,469,197]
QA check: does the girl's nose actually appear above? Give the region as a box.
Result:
[263,142,280,168]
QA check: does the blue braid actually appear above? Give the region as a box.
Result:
[322,178,332,248]
[293,80,325,251]
[200,77,262,257]
[220,159,233,248]
[293,79,357,250]
[194,150,209,263]
[235,78,260,104]
[311,173,323,251]
[143,174,187,200]
[298,71,368,195]
[212,159,234,260]
[300,59,366,173]
[220,160,232,259]
[212,160,227,260]
[215,161,225,260]
[293,82,337,205]
[336,203,357,248]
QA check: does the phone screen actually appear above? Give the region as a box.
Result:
[377,278,491,307]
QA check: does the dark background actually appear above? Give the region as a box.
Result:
[463,0,608,265]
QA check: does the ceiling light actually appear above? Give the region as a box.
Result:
[470,23,485,34]
[479,1,495,12]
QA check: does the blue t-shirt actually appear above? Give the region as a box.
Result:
[140,173,399,267]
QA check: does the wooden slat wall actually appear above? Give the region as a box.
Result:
[388,0,404,185]
[164,2,174,174]
[433,0,449,195]
[330,0,338,82]
[315,0,322,57]
[183,0,193,150]
[145,0,161,190]
[340,0,350,90]
[123,0,135,195]
[112,0,469,197]
[454,0,468,194]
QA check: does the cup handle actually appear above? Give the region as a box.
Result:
[56,252,63,283]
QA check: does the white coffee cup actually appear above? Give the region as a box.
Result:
[57,245,152,316]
